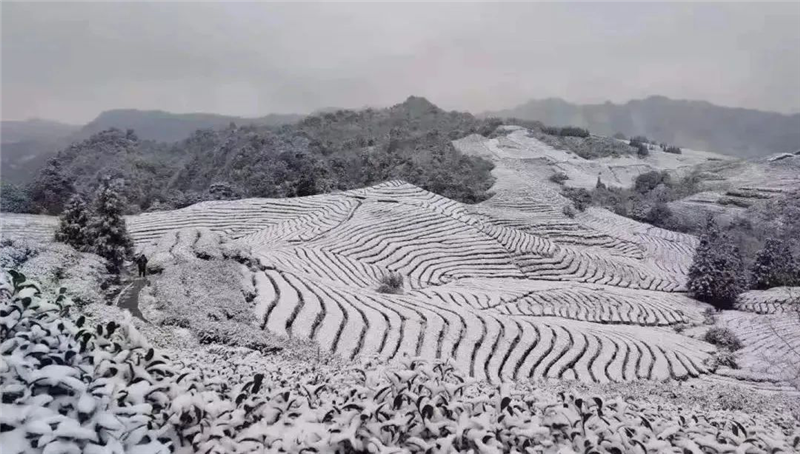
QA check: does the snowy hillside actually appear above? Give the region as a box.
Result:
[4,180,715,385]
[3,125,799,390]
[3,129,800,453]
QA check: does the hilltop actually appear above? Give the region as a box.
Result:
[9,97,499,214]
[486,96,800,158]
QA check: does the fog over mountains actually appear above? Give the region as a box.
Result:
[487,96,800,158]
[1,110,302,184]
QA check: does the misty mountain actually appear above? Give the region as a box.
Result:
[486,96,800,158]
[1,110,305,185]
[17,97,497,214]
[1,118,81,143]
[1,141,65,185]
[75,109,304,143]
[1,119,81,185]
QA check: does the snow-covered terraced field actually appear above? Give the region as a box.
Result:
[6,128,799,390]
[22,179,714,384]
[737,287,800,314]
[0,163,724,385]
[0,213,57,243]
[453,129,729,190]
[720,311,800,386]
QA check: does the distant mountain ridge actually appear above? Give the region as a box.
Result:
[1,120,81,185]
[11,97,498,214]
[1,110,304,184]
[1,118,81,144]
[75,109,304,143]
[486,96,800,158]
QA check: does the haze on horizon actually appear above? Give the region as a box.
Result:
[2,2,799,124]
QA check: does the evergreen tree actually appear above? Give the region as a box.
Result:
[0,183,34,213]
[54,194,92,251]
[750,238,797,289]
[687,219,745,309]
[29,160,74,214]
[91,178,133,273]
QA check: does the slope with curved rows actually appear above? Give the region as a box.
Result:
[719,310,800,387]
[736,287,800,314]
[1,179,719,383]
[130,180,713,383]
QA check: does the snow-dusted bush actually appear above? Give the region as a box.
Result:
[706,350,740,370]
[0,270,175,453]
[704,327,744,351]
[377,272,404,294]
[2,271,799,454]
[0,239,109,307]
[549,171,569,185]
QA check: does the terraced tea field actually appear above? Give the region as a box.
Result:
[3,178,718,383]
[3,129,798,390]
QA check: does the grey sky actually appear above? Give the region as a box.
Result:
[2,2,799,123]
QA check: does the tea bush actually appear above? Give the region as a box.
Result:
[2,271,798,453]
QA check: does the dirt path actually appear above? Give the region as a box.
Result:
[118,278,148,321]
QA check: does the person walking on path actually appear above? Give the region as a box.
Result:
[135,253,148,278]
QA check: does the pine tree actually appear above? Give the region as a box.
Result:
[687,219,745,309]
[91,178,133,273]
[751,238,797,289]
[29,160,74,214]
[54,194,92,250]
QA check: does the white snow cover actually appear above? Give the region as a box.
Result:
[1,271,798,453]
[0,179,734,384]
[1,128,798,390]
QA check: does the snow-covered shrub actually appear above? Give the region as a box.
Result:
[549,171,569,185]
[706,350,740,370]
[377,272,404,294]
[0,270,174,453]
[2,271,799,454]
[704,326,744,351]
[0,239,109,307]
[0,239,39,268]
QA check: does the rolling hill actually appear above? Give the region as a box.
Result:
[5,124,798,390]
[486,96,800,158]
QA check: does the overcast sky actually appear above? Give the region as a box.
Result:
[2,2,799,123]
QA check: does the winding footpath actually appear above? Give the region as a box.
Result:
[117,278,148,321]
